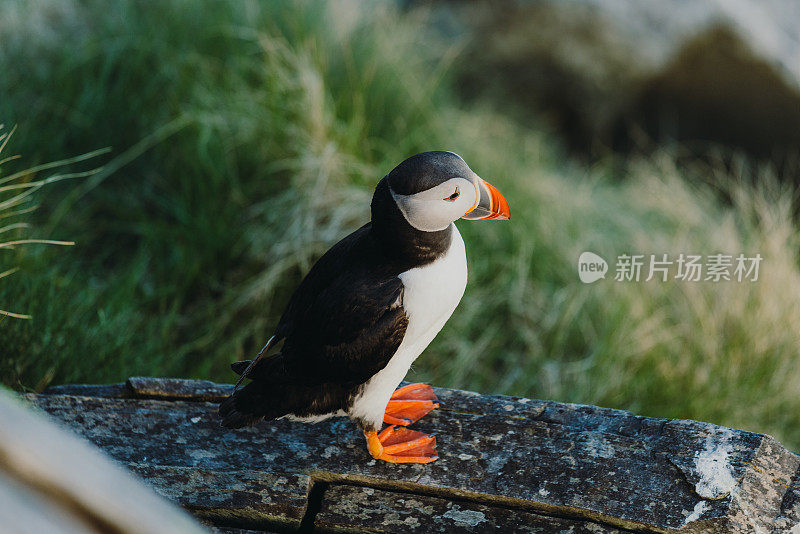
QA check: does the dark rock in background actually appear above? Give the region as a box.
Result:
[424,0,800,164]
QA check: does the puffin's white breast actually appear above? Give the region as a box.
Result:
[349,224,468,429]
[398,225,468,343]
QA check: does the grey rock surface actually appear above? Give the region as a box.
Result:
[27,378,800,532]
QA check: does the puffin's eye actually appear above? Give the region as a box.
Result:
[444,186,460,202]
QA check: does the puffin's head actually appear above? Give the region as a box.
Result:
[383,151,510,232]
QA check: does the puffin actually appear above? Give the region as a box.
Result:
[219,151,510,463]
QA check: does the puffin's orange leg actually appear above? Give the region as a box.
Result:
[364,426,438,464]
[383,383,439,426]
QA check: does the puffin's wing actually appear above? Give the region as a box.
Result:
[255,223,409,387]
[281,272,407,387]
[219,225,408,428]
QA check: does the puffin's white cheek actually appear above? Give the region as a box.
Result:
[390,176,476,232]
[452,196,473,219]
[404,199,456,232]
[461,187,479,216]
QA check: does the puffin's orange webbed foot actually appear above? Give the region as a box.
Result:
[383,383,439,426]
[365,426,438,464]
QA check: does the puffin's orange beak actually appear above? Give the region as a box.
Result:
[462,178,510,220]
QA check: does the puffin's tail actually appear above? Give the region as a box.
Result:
[220,359,264,428]
[230,360,251,376]
[218,390,264,429]
[219,358,288,428]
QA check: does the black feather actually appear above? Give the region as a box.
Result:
[230,360,251,376]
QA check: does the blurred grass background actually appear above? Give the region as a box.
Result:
[2,0,800,449]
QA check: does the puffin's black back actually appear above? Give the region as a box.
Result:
[219,154,457,428]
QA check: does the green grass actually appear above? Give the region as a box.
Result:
[3,0,800,449]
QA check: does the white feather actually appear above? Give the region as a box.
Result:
[349,224,468,429]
